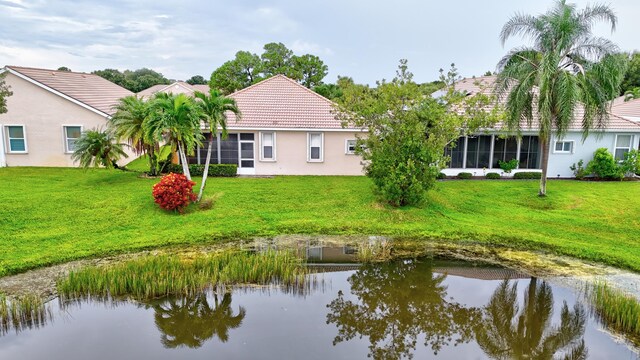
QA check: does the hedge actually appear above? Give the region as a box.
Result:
[485,172,501,179]
[457,172,473,180]
[166,164,238,177]
[513,171,542,179]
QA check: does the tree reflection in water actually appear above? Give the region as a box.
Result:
[143,291,246,349]
[475,278,588,360]
[326,259,482,359]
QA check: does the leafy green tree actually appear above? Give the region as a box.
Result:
[146,292,245,348]
[210,51,262,94]
[110,96,160,175]
[126,68,171,93]
[57,66,72,72]
[71,128,128,169]
[260,42,295,77]
[496,0,627,196]
[624,87,640,101]
[291,54,328,88]
[193,89,241,201]
[621,52,640,95]
[326,259,482,359]
[92,68,129,88]
[476,279,587,360]
[0,71,13,114]
[337,60,500,206]
[314,83,343,101]
[145,93,203,180]
[186,75,207,85]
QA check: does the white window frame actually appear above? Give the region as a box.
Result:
[3,124,28,154]
[62,125,83,154]
[259,131,276,161]
[307,132,324,162]
[553,140,574,154]
[614,134,633,160]
[345,139,357,155]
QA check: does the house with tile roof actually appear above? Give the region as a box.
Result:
[612,97,640,122]
[442,76,640,178]
[0,66,134,167]
[140,75,366,175]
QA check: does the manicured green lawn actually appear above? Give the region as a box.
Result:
[1,167,639,276]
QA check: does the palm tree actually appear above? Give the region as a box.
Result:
[110,96,161,175]
[149,292,246,348]
[145,93,203,180]
[71,128,128,169]
[496,0,627,196]
[193,89,241,201]
[475,278,587,360]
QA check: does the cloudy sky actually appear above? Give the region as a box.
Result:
[1,0,639,85]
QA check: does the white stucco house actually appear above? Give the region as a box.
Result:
[441,76,640,178]
[138,75,366,176]
[0,66,134,167]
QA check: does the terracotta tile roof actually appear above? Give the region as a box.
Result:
[612,97,640,120]
[137,82,211,100]
[226,75,352,130]
[454,75,640,132]
[6,66,133,116]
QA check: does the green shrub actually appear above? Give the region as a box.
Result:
[569,160,586,180]
[457,172,473,179]
[485,172,501,179]
[513,172,542,179]
[498,159,519,173]
[165,164,238,177]
[621,149,640,176]
[165,163,182,174]
[586,148,624,180]
[436,172,447,180]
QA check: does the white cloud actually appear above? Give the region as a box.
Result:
[290,40,334,56]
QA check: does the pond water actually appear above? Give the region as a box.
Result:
[0,245,637,359]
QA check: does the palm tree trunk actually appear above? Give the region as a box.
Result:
[538,136,551,197]
[197,134,215,202]
[177,142,192,180]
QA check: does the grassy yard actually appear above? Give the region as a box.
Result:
[0,167,639,276]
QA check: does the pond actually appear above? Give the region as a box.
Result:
[0,243,637,359]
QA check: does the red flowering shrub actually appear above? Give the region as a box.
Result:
[152,173,197,213]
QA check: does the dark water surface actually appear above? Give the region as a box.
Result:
[0,257,637,359]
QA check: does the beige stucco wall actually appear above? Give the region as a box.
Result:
[254,130,365,175]
[0,72,133,167]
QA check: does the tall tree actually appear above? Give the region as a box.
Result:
[496,0,627,196]
[146,93,203,180]
[57,66,72,72]
[621,52,640,95]
[260,42,294,77]
[110,96,160,175]
[186,75,207,85]
[126,68,171,93]
[291,54,328,88]
[210,51,262,94]
[193,89,241,201]
[337,61,500,206]
[0,71,13,114]
[314,83,343,101]
[71,129,128,169]
[92,68,129,88]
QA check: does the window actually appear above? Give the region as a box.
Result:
[64,126,82,153]
[260,132,275,161]
[553,140,573,154]
[4,125,27,153]
[492,136,518,168]
[220,133,239,165]
[465,135,491,168]
[519,136,540,169]
[615,135,633,160]
[444,136,465,168]
[308,133,323,162]
[345,139,357,155]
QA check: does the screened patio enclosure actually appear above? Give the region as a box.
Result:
[444,135,541,172]
[187,132,255,175]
